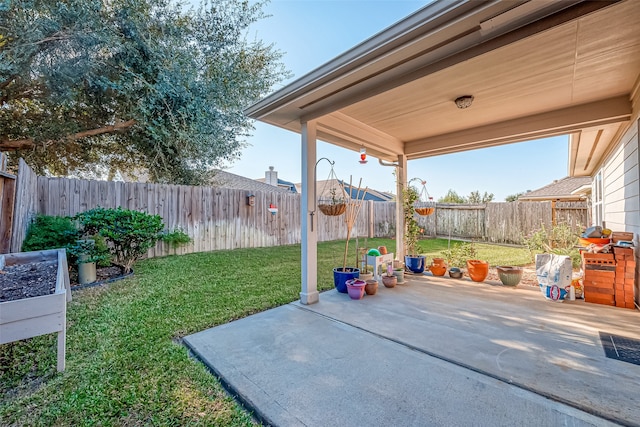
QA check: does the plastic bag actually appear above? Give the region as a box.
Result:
[535,253,573,301]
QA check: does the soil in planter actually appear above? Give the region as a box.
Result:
[0,261,57,302]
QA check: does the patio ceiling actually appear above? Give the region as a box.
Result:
[245,0,640,177]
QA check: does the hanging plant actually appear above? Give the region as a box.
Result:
[318,187,346,216]
[317,165,347,216]
[413,179,436,216]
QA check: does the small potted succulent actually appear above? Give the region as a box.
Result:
[382,263,397,288]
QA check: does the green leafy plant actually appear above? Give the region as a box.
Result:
[67,235,112,267]
[441,242,478,268]
[160,228,192,248]
[523,223,581,268]
[21,215,79,252]
[402,185,423,255]
[75,207,164,273]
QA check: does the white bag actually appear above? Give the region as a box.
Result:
[535,253,572,301]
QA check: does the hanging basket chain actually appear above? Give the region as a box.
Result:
[413,179,436,216]
[318,161,347,216]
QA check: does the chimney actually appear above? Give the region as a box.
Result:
[265,166,278,187]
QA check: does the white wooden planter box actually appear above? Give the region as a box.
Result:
[0,249,72,371]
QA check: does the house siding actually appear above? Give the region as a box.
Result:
[601,118,639,235]
[598,111,639,308]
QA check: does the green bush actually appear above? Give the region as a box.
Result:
[523,223,581,268]
[441,241,478,268]
[160,228,192,248]
[75,207,164,273]
[66,235,112,267]
[22,215,79,252]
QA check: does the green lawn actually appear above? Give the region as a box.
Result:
[0,238,531,425]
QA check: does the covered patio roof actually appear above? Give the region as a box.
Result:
[245,0,640,305]
[246,0,640,176]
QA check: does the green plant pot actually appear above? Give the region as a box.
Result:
[496,266,523,286]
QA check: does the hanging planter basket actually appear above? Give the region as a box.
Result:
[318,202,346,216]
[414,203,435,216]
[316,162,347,217]
[414,180,436,216]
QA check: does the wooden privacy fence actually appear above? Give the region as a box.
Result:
[0,154,17,253]
[8,160,588,257]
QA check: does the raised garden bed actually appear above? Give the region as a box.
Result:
[0,249,71,371]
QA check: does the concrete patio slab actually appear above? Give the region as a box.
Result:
[184,275,640,427]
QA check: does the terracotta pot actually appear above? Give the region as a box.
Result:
[364,279,378,295]
[432,258,445,266]
[378,246,388,255]
[382,275,397,288]
[496,266,523,286]
[359,272,373,281]
[428,264,447,276]
[466,259,489,282]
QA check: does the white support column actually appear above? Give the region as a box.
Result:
[300,121,319,305]
[395,154,407,260]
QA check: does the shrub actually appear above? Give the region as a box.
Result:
[66,235,112,267]
[22,215,79,252]
[75,207,164,273]
[160,228,192,248]
[441,241,477,268]
[523,223,581,268]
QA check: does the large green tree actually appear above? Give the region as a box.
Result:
[0,0,288,183]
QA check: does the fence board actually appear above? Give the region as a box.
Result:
[9,161,589,257]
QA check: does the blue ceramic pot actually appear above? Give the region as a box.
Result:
[333,268,360,293]
[404,255,426,273]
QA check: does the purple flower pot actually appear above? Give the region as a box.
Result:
[346,279,366,300]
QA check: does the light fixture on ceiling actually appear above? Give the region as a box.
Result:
[454,95,474,109]
[359,147,368,164]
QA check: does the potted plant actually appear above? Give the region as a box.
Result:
[393,267,405,284]
[467,259,489,282]
[318,187,347,216]
[69,235,111,285]
[333,177,368,293]
[402,184,425,273]
[428,258,447,276]
[496,266,524,286]
[346,279,366,300]
[382,263,397,288]
[442,242,477,279]
[357,247,374,281]
[364,279,378,295]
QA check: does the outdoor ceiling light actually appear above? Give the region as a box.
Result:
[359,147,368,164]
[454,95,474,109]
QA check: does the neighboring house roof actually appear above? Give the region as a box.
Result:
[211,170,290,193]
[293,179,393,202]
[256,177,298,193]
[342,180,394,202]
[519,176,591,201]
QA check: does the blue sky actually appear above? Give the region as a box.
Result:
[225,0,569,201]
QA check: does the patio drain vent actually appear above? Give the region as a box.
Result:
[599,331,640,366]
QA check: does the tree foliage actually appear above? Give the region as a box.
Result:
[438,189,494,204]
[438,189,466,204]
[505,191,529,202]
[467,190,494,204]
[0,0,289,184]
